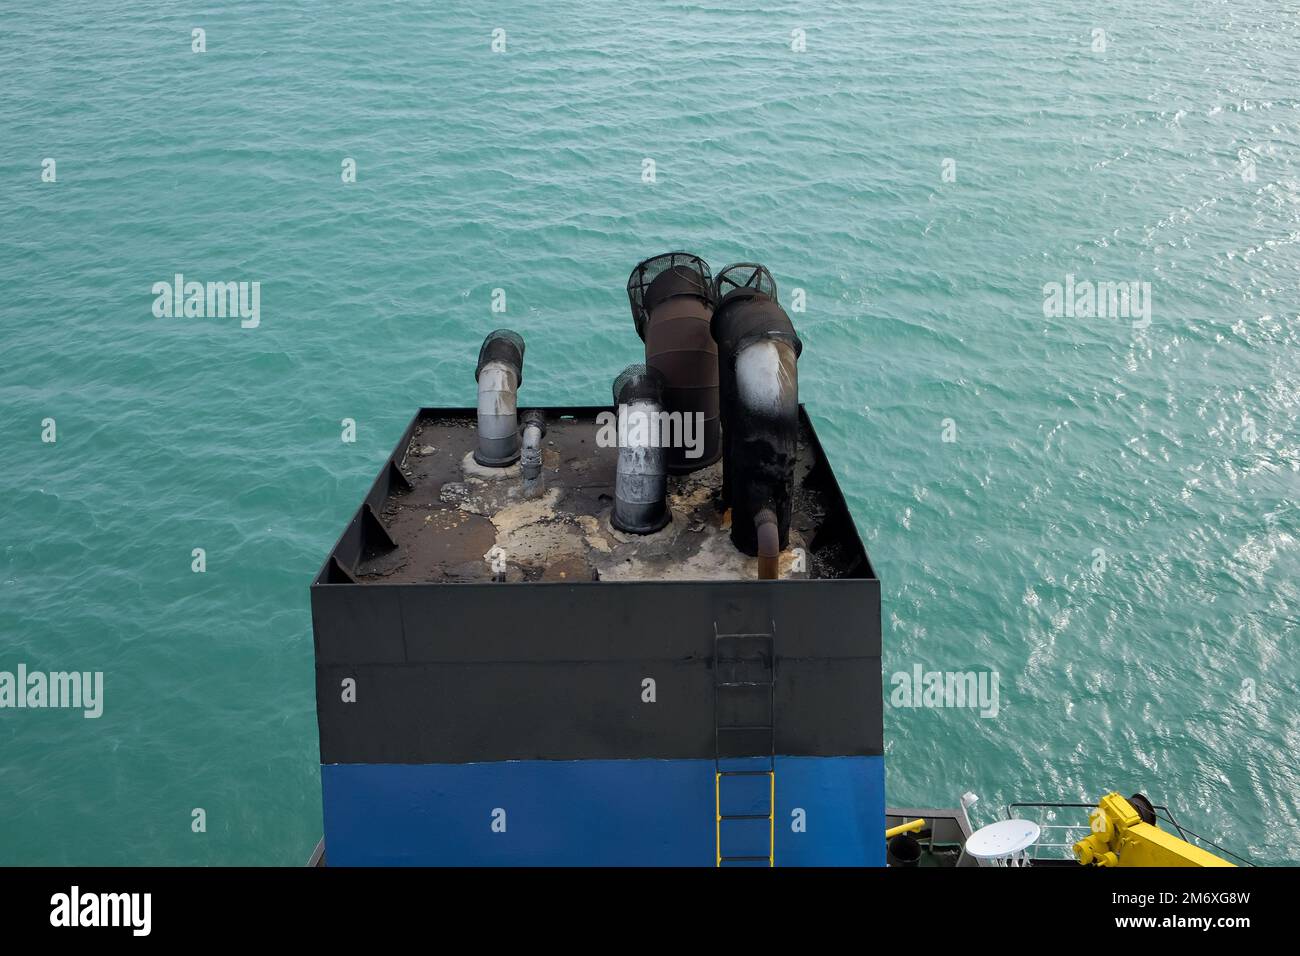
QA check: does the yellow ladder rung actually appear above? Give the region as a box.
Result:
[715,771,775,867]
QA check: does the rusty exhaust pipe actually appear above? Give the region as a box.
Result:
[627,252,720,474]
[756,508,780,579]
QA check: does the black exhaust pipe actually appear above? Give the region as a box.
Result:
[710,267,802,556]
[710,264,780,507]
[627,252,720,474]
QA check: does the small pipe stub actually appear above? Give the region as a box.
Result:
[519,410,547,498]
[756,508,780,580]
[474,329,525,467]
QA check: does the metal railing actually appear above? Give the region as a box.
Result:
[1006,802,1097,862]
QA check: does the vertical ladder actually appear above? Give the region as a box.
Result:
[714,623,776,867]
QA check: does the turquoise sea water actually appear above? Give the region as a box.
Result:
[2,0,1297,865]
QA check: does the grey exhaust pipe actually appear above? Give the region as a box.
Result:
[611,364,670,535]
[474,329,525,467]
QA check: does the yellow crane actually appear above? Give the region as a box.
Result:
[1073,793,1234,867]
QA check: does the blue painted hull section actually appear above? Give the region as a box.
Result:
[321,756,884,866]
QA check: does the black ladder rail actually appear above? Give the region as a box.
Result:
[714,622,776,866]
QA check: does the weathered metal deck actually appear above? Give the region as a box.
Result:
[352,406,869,584]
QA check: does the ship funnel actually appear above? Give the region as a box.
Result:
[474,329,525,467]
[711,267,801,556]
[626,252,721,473]
[610,364,670,535]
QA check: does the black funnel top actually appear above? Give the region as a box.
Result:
[612,363,667,406]
[627,252,713,340]
[712,262,778,313]
[712,296,803,360]
[475,328,525,385]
